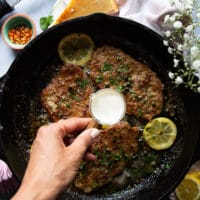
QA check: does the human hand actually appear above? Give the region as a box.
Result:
[12,118,100,200]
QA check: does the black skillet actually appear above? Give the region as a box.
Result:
[0,13,200,200]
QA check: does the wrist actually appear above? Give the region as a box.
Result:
[11,179,61,200]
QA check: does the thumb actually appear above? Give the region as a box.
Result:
[68,128,100,156]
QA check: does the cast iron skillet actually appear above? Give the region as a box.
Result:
[0,13,200,200]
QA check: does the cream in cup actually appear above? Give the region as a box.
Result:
[90,88,126,125]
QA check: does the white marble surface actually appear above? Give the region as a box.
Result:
[0,0,56,77]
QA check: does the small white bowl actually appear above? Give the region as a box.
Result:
[1,13,36,50]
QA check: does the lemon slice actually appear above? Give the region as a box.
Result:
[190,172,200,182]
[175,174,200,200]
[58,33,95,65]
[143,117,177,150]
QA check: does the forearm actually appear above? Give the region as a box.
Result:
[11,180,61,200]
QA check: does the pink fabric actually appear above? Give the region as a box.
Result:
[117,0,174,34]
[0,160,13,183]
[0,160,19,194]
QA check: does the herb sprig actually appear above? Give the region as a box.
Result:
[40,15,53,31]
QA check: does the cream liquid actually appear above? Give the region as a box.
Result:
[90,88,126,125]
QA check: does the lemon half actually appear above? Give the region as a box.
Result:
[143,117,177,150]
[58,33,95,65]
[175,174,200,200]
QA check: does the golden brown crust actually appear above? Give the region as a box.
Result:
[89,45,164,120]
[41,64,93,121]
[74,122,139,193]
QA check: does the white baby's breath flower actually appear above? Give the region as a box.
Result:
[191,46,199,57]
[173,59,179,67]
[194,72,200,78]
[162,0,200,93]
[175,76,183,84]
[168,72,175,79]
[186,24,193,32]
[163,40,169,46]
[183,33,189,39]
[184,0,193,9]
[185,24,194,33]
[165,30,171,37]
[169,14,176,22]
[192,60,200,71]
[173,21,183,29]
[168,47,173,54]
[164,15,170,23]
[177,44,183,51]
[174,0,184,11]
[173,13,181,19]
[197,87,200,93]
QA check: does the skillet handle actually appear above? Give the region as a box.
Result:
[0,75,7,104]
[0,75,7,92]
[0,75,6,160]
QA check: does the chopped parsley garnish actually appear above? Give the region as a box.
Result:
[66,102,71,108]
[112,154,122,161]
[71,95,80,100]
[118,64,130,73]
[130,90,136,99]
[77,79,89,88]
[68,88,80,100]
[79,162,87,170]
[93,149,100,158]
[96,75,103,83]
[109,77,116,85]
[94,149,125,168]
[123,153,130,160]
[165,162,171,169]
[101,63,113,72]
[116,85,123,93]
[137,108,143,117]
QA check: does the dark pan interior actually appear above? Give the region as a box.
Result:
[0,14,200,200]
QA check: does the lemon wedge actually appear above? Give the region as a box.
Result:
[143,117,177,150]
[175,174,200,200]
[58,33,95,65]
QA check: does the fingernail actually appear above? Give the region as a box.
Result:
[90,128,100,139]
